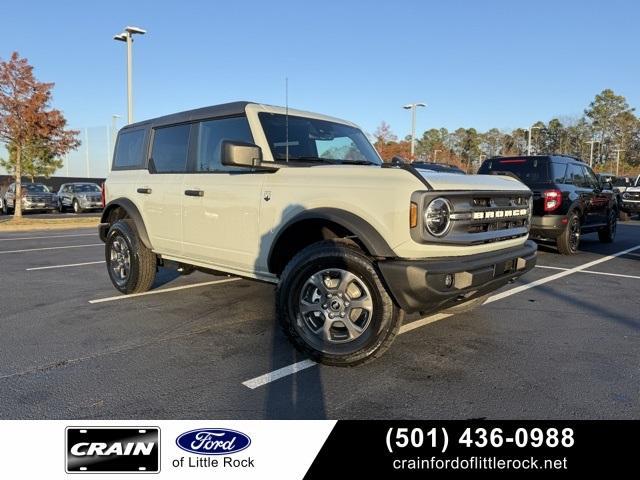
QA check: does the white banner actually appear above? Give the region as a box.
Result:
[0,420,336,479]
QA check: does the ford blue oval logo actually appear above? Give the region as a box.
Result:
[176,428,251,455]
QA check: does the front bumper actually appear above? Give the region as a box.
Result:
[377,240,537,313]
[22,201,57,211]
[622,201,640,213]
[529,214,566,240]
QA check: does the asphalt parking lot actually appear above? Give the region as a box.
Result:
[0,223,638,420]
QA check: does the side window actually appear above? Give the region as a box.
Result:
[114,129,146,169]
[582,166,599,189]
[550,162,567,183]
[566,164,586,187]
[151,124,191,173]
[195,116,254,172]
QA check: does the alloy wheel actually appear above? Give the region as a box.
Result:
[297,268,373,347]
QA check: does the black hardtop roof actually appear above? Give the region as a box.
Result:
[122,101,253,130]
[487,154,585,164]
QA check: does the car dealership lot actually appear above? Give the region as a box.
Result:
[0,224,638,420]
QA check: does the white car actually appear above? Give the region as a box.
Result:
[98,101,537,365]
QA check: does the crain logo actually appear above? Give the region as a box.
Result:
[66,427,160,473]
[176,428,251,455]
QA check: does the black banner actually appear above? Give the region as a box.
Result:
[305,421,637,477]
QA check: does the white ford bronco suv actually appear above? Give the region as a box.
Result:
[99,101,537,366]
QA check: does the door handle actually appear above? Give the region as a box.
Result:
[184,189,204,197]
[137,187,152,194]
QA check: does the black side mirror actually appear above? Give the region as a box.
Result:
[221,141,263,168]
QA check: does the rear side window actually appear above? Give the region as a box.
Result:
[151,124,191,173]
[195,116,254,172]
[478,158,549,184]
[113,129,146,169]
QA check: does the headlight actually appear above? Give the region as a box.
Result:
[424,197,451,237]
[623,192,630,199]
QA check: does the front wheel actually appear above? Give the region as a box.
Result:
[556,212,580,255]
[598,210,617,243]
[276,240,403,366]
[105,219,157,294]
[73,199,83,214]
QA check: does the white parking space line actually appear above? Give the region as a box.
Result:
[399,313,452,334]
[242,360,317,389]
[0,233,96,242]
[243,243,640,389]
[536,264,640,280]
[0,243,103,254]
[484,244,640,304]
[26,261,105,271]
[88,277,241,304]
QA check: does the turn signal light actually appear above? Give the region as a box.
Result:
[410,202,418,228]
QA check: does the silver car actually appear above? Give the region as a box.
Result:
[2,182,58,214]
[57,182,103,213]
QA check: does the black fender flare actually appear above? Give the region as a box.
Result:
[99,197,152,249]
[267,207,396,271]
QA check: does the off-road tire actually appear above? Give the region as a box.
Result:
[276,240,403,367]
[556,211,580,255]
[598,210,617,243]
[105,219,156,294]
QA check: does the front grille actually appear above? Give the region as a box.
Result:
[412,190,532,245]
[26,195,50,202]
[626,192,640,200]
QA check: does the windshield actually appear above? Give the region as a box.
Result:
[73,184,101,193]
[258,113,382,165]
[23,184,50,193]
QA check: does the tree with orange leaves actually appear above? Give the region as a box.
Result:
[0,52,80,217]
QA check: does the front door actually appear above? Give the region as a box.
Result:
[181,116,264,275]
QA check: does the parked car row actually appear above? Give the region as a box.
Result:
[0,182,103,215]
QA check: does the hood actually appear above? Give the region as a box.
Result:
[416,169,530,192]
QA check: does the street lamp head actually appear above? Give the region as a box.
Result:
[403,102,427,109]
[113,33,127,42]
[125,26,146,35]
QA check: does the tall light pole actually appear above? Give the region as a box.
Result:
[585,140,599,168]
[114,26,146,124]
[527,125,541,156]
[403,102,426,159]
[613,148,625,176]
[433,149,441,162]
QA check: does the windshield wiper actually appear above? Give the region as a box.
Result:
[275,156,339,164]
[337,159,378,165]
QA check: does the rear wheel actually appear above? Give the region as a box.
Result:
[105,219,156,294]
[556,212,580,255]
[277,240,403,366]
[598,210,617,243]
